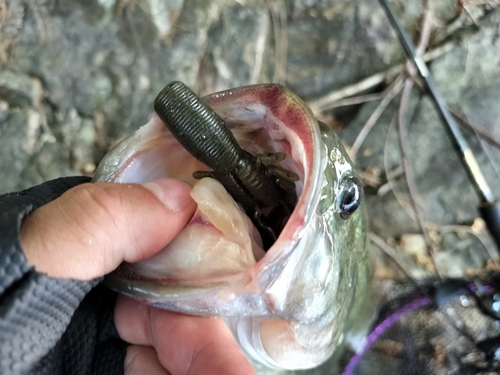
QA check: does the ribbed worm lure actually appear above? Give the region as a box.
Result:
[153,81,299,248]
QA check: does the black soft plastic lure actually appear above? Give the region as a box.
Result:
[154,81,299,248]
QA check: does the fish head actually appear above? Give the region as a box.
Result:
[93,84,369,371]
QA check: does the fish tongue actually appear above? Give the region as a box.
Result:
[132,177,265,280]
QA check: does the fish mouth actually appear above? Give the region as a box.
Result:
[95,84,368,371]
[97,84,324,305]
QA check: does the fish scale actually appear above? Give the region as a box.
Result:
[93,82,370,375]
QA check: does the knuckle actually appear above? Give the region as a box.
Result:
[67,184,128,269]
[71,184,125,223]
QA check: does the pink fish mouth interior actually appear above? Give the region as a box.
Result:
[100,84,317,286]
[95,85,367,372]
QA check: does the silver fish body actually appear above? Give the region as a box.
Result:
[93,84,370,373]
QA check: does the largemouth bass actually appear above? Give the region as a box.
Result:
[93,84,370,374]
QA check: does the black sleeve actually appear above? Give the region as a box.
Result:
[0,177,128,375]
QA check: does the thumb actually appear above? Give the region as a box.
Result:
[20,178,196,280]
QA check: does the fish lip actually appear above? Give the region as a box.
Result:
[202,84,326,289]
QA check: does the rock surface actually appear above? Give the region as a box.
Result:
[2,0,496,275]
[1,0,500,373]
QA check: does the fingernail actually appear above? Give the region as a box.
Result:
[142,179,194,212]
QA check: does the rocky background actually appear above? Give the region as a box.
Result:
[1,0,500,372]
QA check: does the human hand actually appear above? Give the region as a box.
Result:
[20,178,257,375]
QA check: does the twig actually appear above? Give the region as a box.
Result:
[396,4,442,277]
[450,107,500,184]
[319,91,386,109]
[398,79,431,241]
[414,1,434,66]
[426,221,500,264]
[450,108,500,149]
[309,67,401,113]
[377,165,405,197]
[369,232,414,278]
[307,42,455,113]
[349,75,405,160]
[269,1,288,85]
[359,170,382,187]
[383,115,416,219]
[398,79,443,277]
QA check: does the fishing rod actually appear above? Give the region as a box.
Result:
[378,0,500,252]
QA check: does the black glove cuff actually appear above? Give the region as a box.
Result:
[0,177,126,375]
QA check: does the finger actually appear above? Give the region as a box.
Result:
[20,178,196,280]
[125,345,171,375]
[115,295,257,375]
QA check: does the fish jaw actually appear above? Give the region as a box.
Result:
[127,177,264,282]
[96,84,322,305]
[93,84,369,371]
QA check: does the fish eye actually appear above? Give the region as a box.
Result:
[339,177,362,219]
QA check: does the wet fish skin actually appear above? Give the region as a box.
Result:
[249,121,371,375]
[93,84,370,374]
